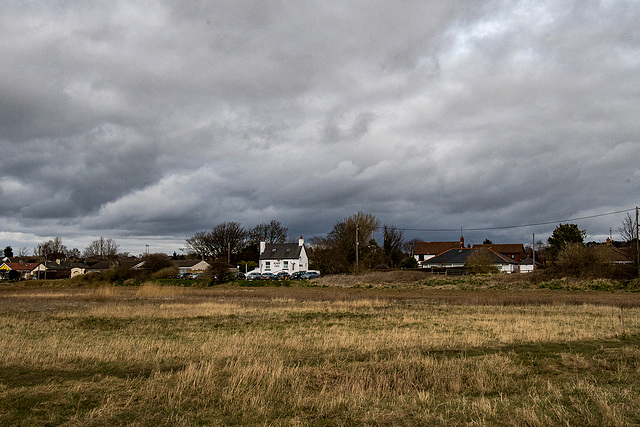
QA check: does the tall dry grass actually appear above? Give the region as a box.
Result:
[1,287,640,425]
[314,269,428,286]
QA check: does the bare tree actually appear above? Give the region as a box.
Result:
[185,222,248,262]
[310,212,381,273]
[67,248,82,259]
[184,231,213,259]
[83,237,119,261]
[207,222,247,260]
[382,225,405,267]
[403,238,421,257]
[618,212,637,243]
[618,212,639,267]
[34,237,68,261]
[249,220,288,244]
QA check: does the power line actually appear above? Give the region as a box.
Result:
[393,208,636,233]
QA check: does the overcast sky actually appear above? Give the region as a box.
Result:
[1,0,639,256]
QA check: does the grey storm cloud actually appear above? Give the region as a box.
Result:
[1,0,639,254]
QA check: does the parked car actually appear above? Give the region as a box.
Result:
[261,272,277,281]
[290,271,306,280]
[234,272,246,280]
[275,271,290,280]
[176,272,190,279]
[302,271,321,279]
[246,271,262,281]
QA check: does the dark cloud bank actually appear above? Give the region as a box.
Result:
[1,1,639,254]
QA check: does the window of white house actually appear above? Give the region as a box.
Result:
[265,261,270,271]
[283,261,288,270]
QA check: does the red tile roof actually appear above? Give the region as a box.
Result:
[414,241,463,256]
[2,262,40,271]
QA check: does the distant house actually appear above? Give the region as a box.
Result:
[258,236,309,274]
[86,261,112,273]
[0,262,42,280]
[414,238,465,267]
[472,243,526,263]
[600,239,633,264]
[174,260,211,274]
[421,248,519,273]
[519,258,540,273]
[31,263,47,279]
[42,260,89,279]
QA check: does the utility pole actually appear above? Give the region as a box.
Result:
[227,242,231,266]
[355,224,360,275]
[532,233,535,271]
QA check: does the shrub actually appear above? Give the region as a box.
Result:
[140,253,173,272]
[399,257,419,269]
[202,259,231,285]
[465,250,499,275]
[150,265,179,280]
[553,243,611,278]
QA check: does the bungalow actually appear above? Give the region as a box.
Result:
[174,260,212,274]
[414,237,465,267]
[0,262,42,280]
[602,238,633,265]
[421,248,519,273]
[259,236,309,274]
[43,261,90,279]
[86,261,112,273]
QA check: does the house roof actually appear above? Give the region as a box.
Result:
[174,260,203,268]
[1,262,40,271]
[260,243,303,260]
[472,244,525,254]
[87,261,111,270]
[422,248,518,266]
[45,261,87,270]
[414,241,463,255]
[600,245,633,263]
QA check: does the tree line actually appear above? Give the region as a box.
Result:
[5,211,636,278]
[540,218,639,278]
[183,213,415,274]
[2,236,121,264]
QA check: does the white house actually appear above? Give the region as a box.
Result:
[259,236,309,274]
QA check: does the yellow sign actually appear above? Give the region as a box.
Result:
[0,264,10,271]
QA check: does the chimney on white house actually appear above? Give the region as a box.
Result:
[259,238,266,255]
[460,236,464,247]
[299,236,304,247]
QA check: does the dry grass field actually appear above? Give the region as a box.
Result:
[1,278,640,426]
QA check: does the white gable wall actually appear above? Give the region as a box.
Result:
[259,246,308,274]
